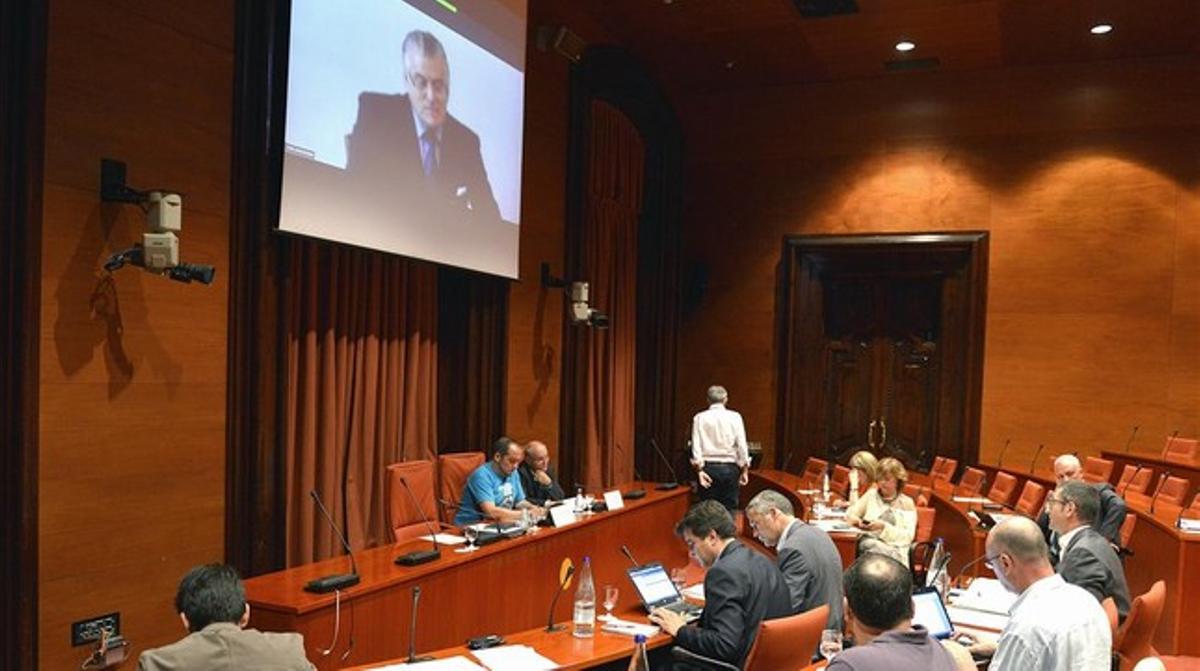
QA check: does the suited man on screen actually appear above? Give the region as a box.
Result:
[346,30,501,229]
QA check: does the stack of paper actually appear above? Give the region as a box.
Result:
[952,496,992,504]
[952,577,1016,615]
[419,533,467,545]
[471,645,559,671]
[601,618,660,638]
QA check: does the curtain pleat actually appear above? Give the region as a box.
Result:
[284,241,438,566]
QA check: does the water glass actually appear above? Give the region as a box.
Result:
[602,585,619,620]
[457,526,479,553]
[819,629,843,660]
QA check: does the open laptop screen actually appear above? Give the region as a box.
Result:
[912,587,954,639]
[627,563,682,608]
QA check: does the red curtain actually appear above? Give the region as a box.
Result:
[577,101,644,489]
[284,241,438,565]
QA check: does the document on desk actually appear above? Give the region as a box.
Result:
[372,656,486,670]
[681,583,705,601]
[419,533,467,545]
[947,605,1009,632]
[811,519,861,535]
[471,645,559,670]
[1179,518,1200,533]
[951,577,1017,615]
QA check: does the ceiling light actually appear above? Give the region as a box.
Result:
[895,41,916,52]
[1090,23,1113,35]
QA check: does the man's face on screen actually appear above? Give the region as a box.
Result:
[405,50,449,129]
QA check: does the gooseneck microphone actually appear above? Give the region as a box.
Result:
[1120,465,1144,497]
[1029,444,1046,476]
[545,562,576,632]
[406,586,433,663]
[951,553,993,589]
[395,477,442,566]
[305,490,361,593]
[1162,430,1181,458]
[649,438,680,490]
[1149,470,1172,515]
[996,439,1011,469]
[1123,426,1140,454]
[620,544,641,567]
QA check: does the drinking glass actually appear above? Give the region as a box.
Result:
[602,585,619,620]
[819,629,843,660]
[457,526,479,553]
[670,567,688,592]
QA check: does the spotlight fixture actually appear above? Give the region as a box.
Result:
[895,40,916,52]
[1090,23,1113,35]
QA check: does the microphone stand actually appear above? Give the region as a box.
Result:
[1149,470,1172,515]
[546,564,576,632]
[996,438,1011,469]
[1163,430,1181,459]
[649,438,681,490]
[305,490,361,593]
[1123,426,1139,454]
[395,477,442,566]
[620,544,641,567]
[406,586,433,663]
[1120,465,1144,497]
[1028,444,1045,477]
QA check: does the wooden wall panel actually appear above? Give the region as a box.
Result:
[674,56,1200,471]
[38,0,232,668]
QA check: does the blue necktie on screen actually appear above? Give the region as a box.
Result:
[421,131,438,176]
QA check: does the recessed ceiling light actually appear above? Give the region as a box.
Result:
[725,60,736,70]
[1090,23,1113,35]
[895,41,916,52]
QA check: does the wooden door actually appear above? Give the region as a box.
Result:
[778,233,987,472]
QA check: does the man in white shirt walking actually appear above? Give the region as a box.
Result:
[690,385,750,511]
[977,516,1112,671]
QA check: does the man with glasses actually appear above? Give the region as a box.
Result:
[744,489,843,630]
[1047,480,1131,622]
[1037,454,1127,558]
[347,30,502,227]
[648,500,791,669]
[970,517,1111,670]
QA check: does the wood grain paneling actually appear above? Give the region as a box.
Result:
[38,1,232,669]
[675,55,1200,471]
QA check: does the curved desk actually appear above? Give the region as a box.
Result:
[1122,491,1200,655]
[244,484,691,670]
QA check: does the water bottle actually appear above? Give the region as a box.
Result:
[575,486,586,513]
[573,556,596,638]
[627,634,650,671]
[927,536,945,589]
[821,470,831,503]
[848,468,860,505]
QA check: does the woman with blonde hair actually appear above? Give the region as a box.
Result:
[847,450,879,504]
[846,456,917,566]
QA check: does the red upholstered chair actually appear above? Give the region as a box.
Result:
[1163,436,1200,463]
[987,471,1019,507]
[957,467,986,497]
[741,604,830,671]
[1116,465,1153,496]
[802,457,828,486]
[1152,476,1189,507]
[1189,492,1200,513]
[1119,512,1137,550]
[438,452,485,523]
[934,458,959,482]
[1014,480,1047,517]
[1115,581,1166,671]
[386,460,441,543]
[930,456,946,477]
[830,464,851,498]
[1082,456,1115,484]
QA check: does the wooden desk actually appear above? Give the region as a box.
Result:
[1122,490,1200,655]
[340,604,672,670]
[1103,450,1200,497]
[244,484,690,669]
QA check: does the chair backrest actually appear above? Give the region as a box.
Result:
[930,456,946,477]
[934,457,958,482]
[1101,597,1120,640]
[438,452,485,523]
[1153,476,1189,507]
[1163,436,1199,462]
[915,505,937,544]
[987,471,1019,506]
[386,460,439,543]
[1115,580,1166,670]
[1014,479,1047,517]
[1117,465,1153,496]
[1082,457,1115,484]
[1190,492,1200,513]
[831,464,851,497]
[957,467,986,497]
[743,604,830,671]
[802,457,828,484]
[1119,512,1138,549]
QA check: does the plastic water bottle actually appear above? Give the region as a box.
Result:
[627,634,650,671]
[927,536,946,590]
[575,486,586,514]
[848,468,860,505]
[821,470,831,503]
[573,556,596,638]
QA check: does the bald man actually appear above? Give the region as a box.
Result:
[1036,454,1127,558]
[975,517,1111,671]
[518,441,565,506]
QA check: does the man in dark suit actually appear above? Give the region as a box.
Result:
[345,30,501,230]
[1037,454,1127,558]
[1047,480,1132,621]
[745,489,844,630]
[518,440,565,506]
[649,500,792,668]
[138,564,315,671]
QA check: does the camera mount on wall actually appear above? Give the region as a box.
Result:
[541,262,609,329]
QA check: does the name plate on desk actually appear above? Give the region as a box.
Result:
[548,503,578,528]
[603,489,625,511]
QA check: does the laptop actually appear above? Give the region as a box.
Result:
[911,586,955,639]
[625,562,702,622]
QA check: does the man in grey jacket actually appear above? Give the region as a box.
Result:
[745,489,844,630]
[1048,480,1132,621]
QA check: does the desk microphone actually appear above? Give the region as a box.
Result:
[1149,469,1172,515]
[996,438,1011,469]
[951,553,993,589]
[304,490,361,593]
[1120,464,1145,497]
[649,438,680,490]
[620,544,641,567]
[1162,430,1181,458]
[1123,426,1139,454]
[405,586,433,663]
[545,561,576,632]
[395,477,442,566]
[1029,444,1046,476]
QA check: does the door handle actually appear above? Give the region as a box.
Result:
[868,420,878,449]
[879,419,887,448]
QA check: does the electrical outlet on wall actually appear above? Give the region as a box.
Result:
[71,612,120,646]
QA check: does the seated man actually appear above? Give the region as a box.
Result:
[1048,480,1132,621]
[454,436,543,526]
[1037,454,1127,556]
[649,500,791,668]
[976,516,1112,671]
[745,489,844,630]
[138,564,315,671]
[826,554,962,671]
[517,440,565,506]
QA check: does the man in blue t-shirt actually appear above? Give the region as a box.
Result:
[455,437,545,526]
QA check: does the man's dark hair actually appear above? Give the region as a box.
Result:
[492,436,517,459]
[1058,479,1100,526]
[174,564,247,632]
[843,554,914,631]
[675,500,736,540]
